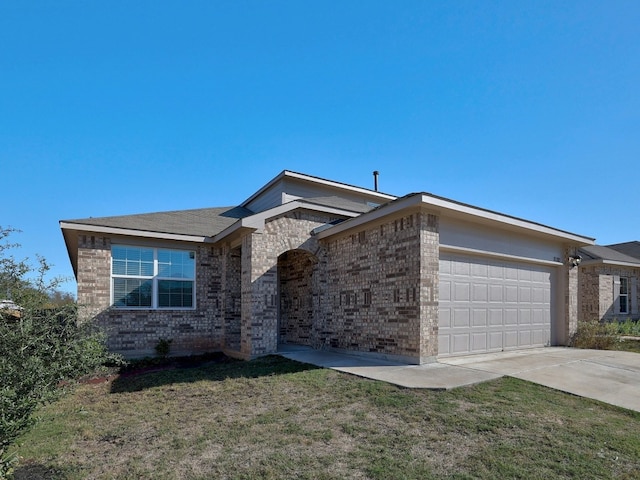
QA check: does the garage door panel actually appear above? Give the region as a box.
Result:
[472,309,487,327]
[439,254,553,357]
[440,308,451,328]
[471,263,488,277]
[453,308,470,327]
[504,331,519,348]
[532,329,546,345]
[518,269,532,281]
[452,334,470,354]
[489,332,503,350]
[519,330,532,346]
[473,284,488,301]
[505,309,518,325]
[439,334,450,355]
[505,286,518,303]
[532,287,545,303]
[440,280,451,301]
[471,333,487,352]
[454,261,470,276]
[454,282,470,301]
[489,285,503,302]
[489,309,503,326]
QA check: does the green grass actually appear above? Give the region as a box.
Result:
[10,355,640,480]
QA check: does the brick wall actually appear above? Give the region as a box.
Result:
[76,233,225,357]
[579,264,640,322]
[323,210,438,363]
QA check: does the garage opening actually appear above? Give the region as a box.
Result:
[439,253,554,357]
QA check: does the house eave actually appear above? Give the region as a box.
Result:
[59,221,211,243]
[580,259,640,268]
[317,193,595,246]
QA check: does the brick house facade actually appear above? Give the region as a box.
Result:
[578,244,640,323]
[61,171,594,362]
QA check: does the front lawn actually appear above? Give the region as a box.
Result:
[11,355,640,480]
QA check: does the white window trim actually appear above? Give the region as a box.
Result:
[111,245,197,310]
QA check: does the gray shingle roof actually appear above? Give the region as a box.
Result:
[63,206,253,238]
[607,241,640,261]
[579,245,640,265]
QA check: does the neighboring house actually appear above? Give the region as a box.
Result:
[60,170,594,362]
[578,243,640,322]
[0,299,23,320]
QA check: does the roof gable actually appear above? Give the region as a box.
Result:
[240,170,395,213]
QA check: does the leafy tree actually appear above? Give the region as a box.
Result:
[0,227,121,478]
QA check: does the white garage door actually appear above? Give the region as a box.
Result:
[439,253,553,357]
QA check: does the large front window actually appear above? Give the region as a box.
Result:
[112,246,195,309]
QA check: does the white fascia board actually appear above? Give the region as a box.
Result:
[580,259,640,268]
[212,200,362,244]
[317,193,595,246]
[59,222,209,243]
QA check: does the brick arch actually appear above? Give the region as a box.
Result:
[277,249,320,347]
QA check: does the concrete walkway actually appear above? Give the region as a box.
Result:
[278,346,640,412]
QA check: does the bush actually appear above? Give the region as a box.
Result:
[0,227,122,478]
[616,318,640,336]
[570,321,620,350]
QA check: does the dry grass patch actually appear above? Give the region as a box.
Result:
[10,355,640,479]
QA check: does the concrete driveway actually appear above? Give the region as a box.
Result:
[278,346,640,412]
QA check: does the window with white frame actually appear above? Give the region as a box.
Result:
[111,246,195,309]
[619,277,629,314]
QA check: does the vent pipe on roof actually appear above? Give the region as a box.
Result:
[373,170,379,191]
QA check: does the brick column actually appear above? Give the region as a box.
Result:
[563,246,579,343]
[77,234,111,322]
[418,211,440,362]
[240,232,278,358]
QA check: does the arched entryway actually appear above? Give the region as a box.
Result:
[278,249,318,347]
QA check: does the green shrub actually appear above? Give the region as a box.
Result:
[616,318,640,336]
[570,321,620,350]
[155,337,173,358]
[0,227,123,478]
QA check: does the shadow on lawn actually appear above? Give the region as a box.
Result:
[110,354,320,393]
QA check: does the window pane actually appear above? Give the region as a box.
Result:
[112,259,126,275]
[158,280,193,308]
[158,249,195,279]
[620,296,628,313]
[113,246,154,277]
[620,278,628,295]
[113,278,152,308]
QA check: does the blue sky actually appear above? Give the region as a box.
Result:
[1,1,639,294]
